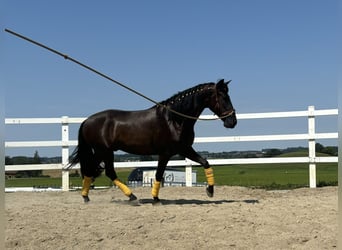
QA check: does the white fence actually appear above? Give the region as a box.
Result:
[5,106,338,190]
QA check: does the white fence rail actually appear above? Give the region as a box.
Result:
[5,106,338,190]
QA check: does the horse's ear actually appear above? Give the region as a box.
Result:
[216,79,225,87]
[225,80,232,85]
[217,79,225,84]
[216,79,229,91]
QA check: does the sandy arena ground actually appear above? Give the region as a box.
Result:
[5,186,337,249]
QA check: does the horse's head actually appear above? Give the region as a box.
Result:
[208,79,237,128]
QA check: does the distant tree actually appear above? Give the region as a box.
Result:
[315,143,325,153]
[5,156,12,165]
[315,143,338,156]
[263,148,282,157]
[322,146,338,156]
[15,151,43,178]
[33,150,41,164]
[140,155,153,161]
[12,156,31,165]
[30,151,42,177]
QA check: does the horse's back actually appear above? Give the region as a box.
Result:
[81,108,167,153]
[87,109,130,120]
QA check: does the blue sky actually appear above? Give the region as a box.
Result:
[2,1,339,156]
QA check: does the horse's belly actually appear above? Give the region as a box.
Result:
[114,138,161,155]
[111,131,158,155]
[117,144,156,155]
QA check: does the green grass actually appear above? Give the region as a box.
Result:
[195,163,337,189]
[5,171,132,188]
[6,163,337,190]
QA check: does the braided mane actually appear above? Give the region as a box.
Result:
[156,82,215,122]
[160,82,215,106]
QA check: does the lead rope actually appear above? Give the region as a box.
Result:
[5,28,233,121]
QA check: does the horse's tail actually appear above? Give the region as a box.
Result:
[67,122,101,178]
[66,122,83,168]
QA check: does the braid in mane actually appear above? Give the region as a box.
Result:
[158,82,215,122]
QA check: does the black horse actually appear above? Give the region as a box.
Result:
[68,79,237,203]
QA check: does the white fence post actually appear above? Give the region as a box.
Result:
[308,106,316,188]
[185,158,193,187]
[61,116,69,191]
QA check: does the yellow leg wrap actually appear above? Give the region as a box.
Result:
[113,179,132,197]
[204,167,215,186]
[151,181,161,198]
[81,176,92,197]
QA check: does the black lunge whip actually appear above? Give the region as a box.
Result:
[4,28,160,106]
[5,28,234,120]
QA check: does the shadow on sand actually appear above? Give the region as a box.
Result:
[138,198,259,205]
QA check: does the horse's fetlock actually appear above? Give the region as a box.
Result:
[204,167,215,186]
[206,185,214,198]
[152,197,162,206]
[129,193,137,201]
[83,195,90,203]
[151,181,161,198]
[113,179,133,197]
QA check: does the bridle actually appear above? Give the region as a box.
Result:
[215,109,236,120]
[5,28,235,121]
[162,103,235,121]
[209,87,235,120]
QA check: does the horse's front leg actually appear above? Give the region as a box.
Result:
[152,155,170,204]
[104,156,137,202]
[181,147,215,197]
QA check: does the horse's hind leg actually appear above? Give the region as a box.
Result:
[80,154,96,203]
[151,154,171,204]
[103,152,137,201]
[81,176,92,202]
[113,179,137,201]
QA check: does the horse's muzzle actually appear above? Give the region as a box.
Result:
[223,111,237,128]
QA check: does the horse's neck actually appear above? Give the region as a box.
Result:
[179,101,205,119]
[164,91,209,140]
[190,107,206,120]
[174,91,209,119]
[187,95,208,118]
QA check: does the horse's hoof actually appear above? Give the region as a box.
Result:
[129,193,137,201]
[127,194,140,206]
[152,197,162,206]
[83,195,90,203]
[206,185,214,197]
